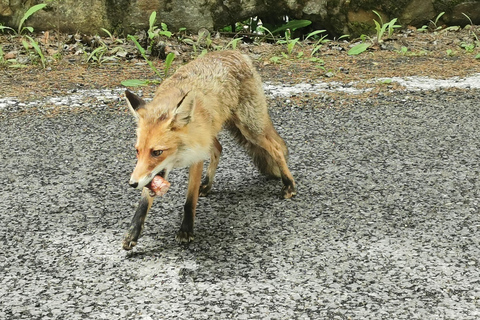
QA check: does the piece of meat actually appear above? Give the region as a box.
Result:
[148,175,170,197]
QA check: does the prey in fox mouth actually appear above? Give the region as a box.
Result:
[146,170,170,197]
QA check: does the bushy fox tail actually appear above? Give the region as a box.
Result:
[228,124,287,179]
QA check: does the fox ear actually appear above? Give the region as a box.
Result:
[125,90,145,119]
[171,91,195,129]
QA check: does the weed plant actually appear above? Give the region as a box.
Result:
[0,3,47,67]
[372,10,401,43]
[348,10,400,55]
[276,30,300,55]
[23,35,46,68]
[122,12,177,87]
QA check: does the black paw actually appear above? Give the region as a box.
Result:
[122,236,137,251]
[281,184,297,199]
[175,230,194,243]
[199,184,211,197]
[122,226,141,250]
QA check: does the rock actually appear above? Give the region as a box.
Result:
[444,1,480,26]
[0,0,12,16]
[400,0,436,26]
[347,9,389,36]
[1,0,479,37]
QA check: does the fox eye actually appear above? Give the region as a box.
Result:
[151,150,163,157]
[135,149,139,157]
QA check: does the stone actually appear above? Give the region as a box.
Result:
[444,1,480,26]
[0,0,13,17]
[0,0,478,38]
[400,0,436,26]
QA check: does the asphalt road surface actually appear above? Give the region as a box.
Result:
[1,89,480,319]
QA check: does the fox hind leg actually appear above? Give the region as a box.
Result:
[230,120,297,199]
[257,128,297,199]
[199,138,222,197]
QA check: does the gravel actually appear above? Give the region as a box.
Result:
[1,89,480,319]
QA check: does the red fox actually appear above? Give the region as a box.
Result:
[122,50,296,250]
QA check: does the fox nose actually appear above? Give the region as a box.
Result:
[129,179,138,188]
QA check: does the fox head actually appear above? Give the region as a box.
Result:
[125,89,196,190]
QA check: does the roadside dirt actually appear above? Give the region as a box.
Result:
[1,26,479,105]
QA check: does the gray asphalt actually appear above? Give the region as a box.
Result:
[1,89,480,319]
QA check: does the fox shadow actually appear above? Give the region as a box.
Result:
[125,174,296,257]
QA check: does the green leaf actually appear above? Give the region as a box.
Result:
[147,12,158,39]
[18,3,47,34]
[462,13,474,26]
[287,38,299,54]
[311,45,323,56]
[26,35,46,68]
[146,59,162,78]
[373,20,381,33]
[348,43,371,55]
[434,12,445,25]
[159,30,172,38]
[269,56,281,64]
[22,39,30,51]
[475,53,480,59]
[0,25,15,33]
[309,57,324,64]
[128,35,146,56]
[87,47,100,62]
[305,30,327,41]
[444,26,460,32]
[128,34,162,77]
[164,52,175,76]
[226,37,241,49]
[149,11,157,30]
[9,63,28,68]
[101,28,113,38]
[121,79,150,87]
[272,20,312,34]
[23,26,34,33]
[372,10,382,22]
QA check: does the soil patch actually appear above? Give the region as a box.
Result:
[1,27,479,104]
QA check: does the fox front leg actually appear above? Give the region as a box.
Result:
[123,188,153,250]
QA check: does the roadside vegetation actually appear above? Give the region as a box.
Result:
[1,5,479,88]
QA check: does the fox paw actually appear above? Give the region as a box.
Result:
[123,227,141,250]
[122,238,137,251]
[175,230,194,243]
[199,184,211,197]
[282,185,297,199]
